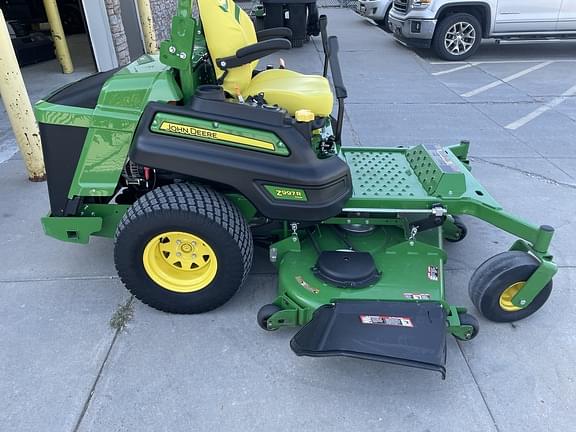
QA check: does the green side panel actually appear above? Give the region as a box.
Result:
[41,204,129,244]
[71,129,134,196]
[81,204,130,238]
[151,112,290,156]
[69,55,183,198]
[264,185,308,201]
[34,102,93,127]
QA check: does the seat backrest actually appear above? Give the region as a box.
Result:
[197,0,258,95]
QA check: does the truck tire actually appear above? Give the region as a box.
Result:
[432,13,482,61]
[114,183,253,314]
[374,4,393,33]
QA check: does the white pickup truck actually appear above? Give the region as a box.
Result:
[388,0,576,60]
[355,0,394,32]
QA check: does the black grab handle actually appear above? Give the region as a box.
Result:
[327,36,348,101]
[320,15,329,77]
[318,15,348,143]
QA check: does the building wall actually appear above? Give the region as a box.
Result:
[104,0,131,66]
[150,0,178,43]
[104,0,179,65]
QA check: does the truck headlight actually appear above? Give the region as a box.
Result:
[412,0,432,8]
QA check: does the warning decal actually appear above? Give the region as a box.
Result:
[427,266,439,281]
[359,315,414,328]
[403,293,432,300]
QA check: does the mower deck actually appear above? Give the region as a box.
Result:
[261,143,556,374]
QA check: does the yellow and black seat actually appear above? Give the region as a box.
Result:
[197,0,334,117]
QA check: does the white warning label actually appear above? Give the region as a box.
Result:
[359,315,414,328]
[403,293,432,300]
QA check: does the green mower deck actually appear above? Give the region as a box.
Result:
[258,143,557,376]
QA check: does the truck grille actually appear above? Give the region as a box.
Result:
[393,0,409,14]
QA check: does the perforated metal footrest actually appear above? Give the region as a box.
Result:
[290,301,447,378]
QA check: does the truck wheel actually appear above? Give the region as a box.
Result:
[114,183,253,314]
[468,251,553,323]
[374,5,393,33]
[432,13,482,61]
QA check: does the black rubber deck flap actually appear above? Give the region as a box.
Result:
[291,301,447,378]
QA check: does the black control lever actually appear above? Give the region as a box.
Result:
[407,206,447,237]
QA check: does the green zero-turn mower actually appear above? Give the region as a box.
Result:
[35,0,557,377]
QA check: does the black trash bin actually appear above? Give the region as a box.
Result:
[259,0,319,48]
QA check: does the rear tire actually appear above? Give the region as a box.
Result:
[432,13,482,61]
[114,183,253,314]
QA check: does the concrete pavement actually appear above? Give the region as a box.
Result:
[1,9,575,432]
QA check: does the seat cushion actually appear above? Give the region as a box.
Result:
[244,69,334,117]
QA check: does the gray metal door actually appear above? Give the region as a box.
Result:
[557,0,576,31]
[495,0,562,33]
[81,0,118,71]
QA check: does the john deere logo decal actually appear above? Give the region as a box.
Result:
[265,185,308,202]
[158,121,276,151]
[161,122,218,139]
[218,0,229,12]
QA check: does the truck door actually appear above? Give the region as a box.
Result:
[494,0,562,33]
[557,0,576,31]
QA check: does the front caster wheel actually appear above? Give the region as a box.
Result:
[257,304,282,331]
[454,313,479,341]
[469,251,553,323]
[444,216,468,243]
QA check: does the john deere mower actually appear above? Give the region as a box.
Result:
[35,0,557,377]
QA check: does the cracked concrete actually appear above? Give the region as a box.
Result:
[1,8,575,432]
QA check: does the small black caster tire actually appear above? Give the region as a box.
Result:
[445,216,468,243]
[455,312,479,341]
[257,304,282,331]
[469,251,553,323]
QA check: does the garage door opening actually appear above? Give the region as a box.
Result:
[1,0,97,74]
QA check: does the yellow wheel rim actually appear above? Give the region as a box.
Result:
[142,231,218,293]
[499,282,525,312]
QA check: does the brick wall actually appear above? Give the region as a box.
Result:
[105,0,178,65]
[104,0,131,66]
[150,0,178,44]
